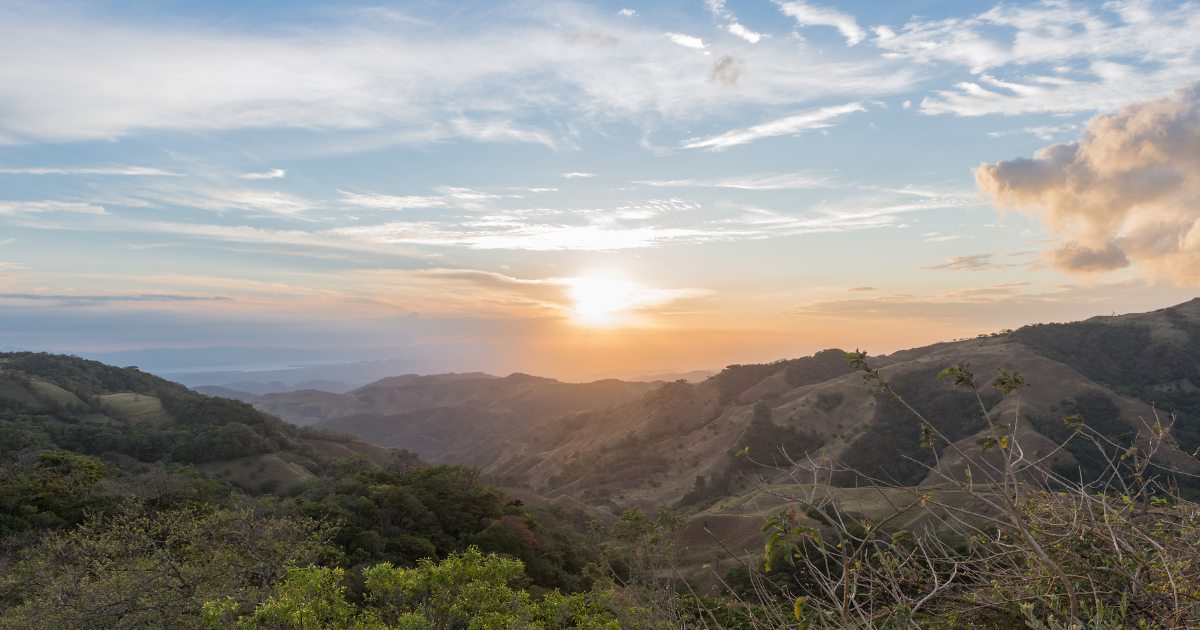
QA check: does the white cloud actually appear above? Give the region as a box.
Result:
[636,172,832,190]
[0,200,107,215]
[775,1,866,46]
[0,3,914,147]
[240,169,286,180]
[726,23,764,44]
[682,102,866,150]
[340,191,448,210]
[0,166,179,176]
[880,3,1200,117]
[617,9,636,17]
[665,33,706,49]
[561,172,595,178]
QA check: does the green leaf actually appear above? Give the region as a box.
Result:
[980,437,998,455]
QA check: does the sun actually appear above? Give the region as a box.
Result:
[567,277,638,323]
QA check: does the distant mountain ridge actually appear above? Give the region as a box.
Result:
[301,298,1200,522]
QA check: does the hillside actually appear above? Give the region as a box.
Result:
[262,374,660,462]
[282,299,1200,525]
[0,352,420,494]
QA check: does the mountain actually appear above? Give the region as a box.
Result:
[0,351,420,494]
[191,385,260,402]
[291,299,1200,522]
[307,374,661,463]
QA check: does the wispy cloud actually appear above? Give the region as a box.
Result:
[561,172,595,178]
[617,9,636,17]
[879,3,1200,117]
[0,166,179,176]
[682,102,866,150]
[776,1,866,45]
[340,191,449,209]
[636,172,831,190]
[240,169,286,180]
[0,201,107,215]
[0,292,228,302]
[922,251,1034,271]
[0,2,914,148]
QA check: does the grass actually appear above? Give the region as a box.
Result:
[98,393,172,425]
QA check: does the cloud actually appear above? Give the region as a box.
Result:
[775,1,866,45]
[0,293,228,302]
[561,172,595,178]
[682,102,865,150]
[636,172,830,190]
[792,283,1039,320]
[922,251,1031,271]
[340,191,448,209]
[976,81,1200,283]
[0,200,107,215]
[848,286,876,292]
[617,9,636,17]
[0,166,179,176]
[882,3,1200,117]
[726,23,763,44]
[988,125,1080,141]
[140,187,314,216]
[0,3,915,147]
[240,169,286,180]
[665,33,706,49]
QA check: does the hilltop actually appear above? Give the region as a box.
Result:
[0,352,421,494]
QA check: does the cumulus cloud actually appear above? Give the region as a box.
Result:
[775,1,866,45]
[240,169,286,179]
[976,82,1200,282]
[682,102,865,150]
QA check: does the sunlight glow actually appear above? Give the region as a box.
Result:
[567,278,639,323]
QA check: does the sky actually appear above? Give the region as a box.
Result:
[2,0,1200,382]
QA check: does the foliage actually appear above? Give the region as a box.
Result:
[204,548,620,630]
[713,349,853,406]
[833,365,1000,486]
[0,450,114,536]
[0,497,332,630]
[0,352,303,466]
[1009,312,1200,453]
[291,457,597,592]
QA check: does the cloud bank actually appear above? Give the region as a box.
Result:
[977,81,1200,283]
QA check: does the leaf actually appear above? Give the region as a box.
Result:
[1063,414,1085,430]
[999,437,1009,449]
[980,436,998,454]
[992,368,1026,395]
